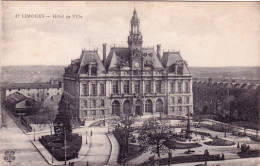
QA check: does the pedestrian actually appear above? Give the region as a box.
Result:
[91,130,92,136]
[221,153,225,161]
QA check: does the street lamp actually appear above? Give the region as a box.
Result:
[108,123,109,134]
[64,130,67,165]
[34,129,35,141]
[86,131,88,144]
[52,147,54,163]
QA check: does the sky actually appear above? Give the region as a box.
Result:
[2,1,260,67]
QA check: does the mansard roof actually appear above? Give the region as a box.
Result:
[142,48,164,69]
[105,47,164,70]
[77,50,106,74]
[65,50,106,75]
[105,47,130,70]
[161,51,190,74]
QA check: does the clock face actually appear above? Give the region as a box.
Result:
[134,62,140,68]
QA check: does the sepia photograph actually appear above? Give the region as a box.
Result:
[1,1,260,166]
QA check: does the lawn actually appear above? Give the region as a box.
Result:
[165,139,202,149]
[141,154,222,165]
[238,150,260,158]
[204,137,235,146]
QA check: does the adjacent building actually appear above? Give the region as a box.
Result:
[5,92,41,116]
[63,10,193,119]
[193,77,260,122]
[1,79,62,103]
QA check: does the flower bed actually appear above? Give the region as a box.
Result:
[39,133,82,161]
[165,140,202,149]
[238,150,260,158]
[142,154,222,165]
[204,137,235,146]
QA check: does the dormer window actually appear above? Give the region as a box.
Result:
[177,65,183,75]
[85,64,89,73]
[91,66,97,76]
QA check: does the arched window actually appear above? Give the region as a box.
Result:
[123,100,131,115]
[145,99,152,113]
[112,100,120,116]
[156,99,163,112]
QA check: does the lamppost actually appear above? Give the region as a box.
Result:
[103,113,106,126]
[64,130,67,165]
[86,131,88,144]
[108,123,109,134]
[52,147,54,163]
[34,129,35,141]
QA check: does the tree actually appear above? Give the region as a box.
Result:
[237,91,258,122]
[44,106,57,135]
[138,117,171,158]
[54,95,72,140]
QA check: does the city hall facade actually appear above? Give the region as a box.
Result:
[63,10,193,119]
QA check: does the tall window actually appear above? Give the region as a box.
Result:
[100,84,105,96]
[82,84,89,96]
[91,110,96,115]
[178,81,182,93]
[101,110,105,115]
[84,100,88,108]
[112,81,119,94]
[124,81,130,94]
[91,99,96,108]
[91,84,97,96]
[156,81,162,93]
[156,99,163,112]
[135,81,140,93]
[186,96,190,104]
[177,96,182,104]
[145,99,153,113]
[101,99,105,107]
[112,100,120,115]
[145,81,151,93]
[185,81,190,93]
[171,97,175,105]
[170,82,175,93]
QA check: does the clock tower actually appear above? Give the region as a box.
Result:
[128,9,143,51]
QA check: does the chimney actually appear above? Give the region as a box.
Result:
[157,44,161,59]
[102,43,107,63]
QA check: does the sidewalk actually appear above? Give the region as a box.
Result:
[107,133,120,166]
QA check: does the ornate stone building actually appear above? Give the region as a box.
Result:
[63,10,193,119]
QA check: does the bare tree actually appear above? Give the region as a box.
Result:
[138,117,171,158]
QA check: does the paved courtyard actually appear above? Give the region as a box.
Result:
[0,109,47,166]
[1,108,259,166]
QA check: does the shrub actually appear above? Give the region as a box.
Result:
[39,133,82,161]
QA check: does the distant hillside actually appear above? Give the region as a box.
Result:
[189,66,260,80]
[0,65,259,84]
[0,65,65,83]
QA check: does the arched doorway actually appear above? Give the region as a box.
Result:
[123,100,131,115]
[145,99,153,113]
[156,99,163,113]
[112,100,120,116]
[135,100,142,116]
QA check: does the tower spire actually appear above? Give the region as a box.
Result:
[128,9,143,51]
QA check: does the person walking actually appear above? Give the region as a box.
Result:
[221,153,225,161]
